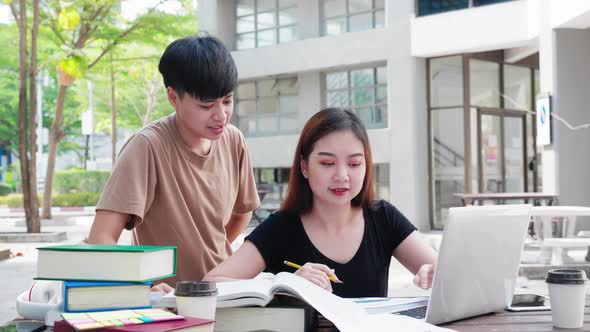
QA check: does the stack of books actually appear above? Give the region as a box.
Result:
[36,244,214,331]
[36,244,177,313]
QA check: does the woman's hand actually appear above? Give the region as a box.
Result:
[151,282,175,293]
[293,262,339,292]
[413,264,435,290]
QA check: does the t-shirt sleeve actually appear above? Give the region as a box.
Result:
[244,212,288,270]
[232,130,260,214]
[96,134,157,229]
[375,200,418,256]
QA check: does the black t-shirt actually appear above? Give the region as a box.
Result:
[245,200,417,298]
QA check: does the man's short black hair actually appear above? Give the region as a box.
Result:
[158,34,237,100]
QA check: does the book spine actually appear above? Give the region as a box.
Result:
[64,304,152,313]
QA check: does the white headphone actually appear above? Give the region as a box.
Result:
[28,280,62,304]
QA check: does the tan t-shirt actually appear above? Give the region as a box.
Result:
[97,114,259,285]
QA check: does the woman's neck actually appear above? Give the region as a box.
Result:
[305,200,362,233]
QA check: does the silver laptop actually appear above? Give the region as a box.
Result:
[391,204,532,325]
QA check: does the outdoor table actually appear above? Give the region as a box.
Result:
[7,296,590,332]
[454,192,559,206]
[531,206,590,264]
[316,294,590,331]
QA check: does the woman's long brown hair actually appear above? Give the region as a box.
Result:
[281,108,375,215]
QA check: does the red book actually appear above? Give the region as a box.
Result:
[54,317,214,332]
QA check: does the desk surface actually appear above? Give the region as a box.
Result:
[316,296,590,331]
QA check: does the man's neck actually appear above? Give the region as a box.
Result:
[174,115,212,155]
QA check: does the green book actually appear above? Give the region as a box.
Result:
[36,244,177,282]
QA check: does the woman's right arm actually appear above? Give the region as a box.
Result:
[203,241,267,282]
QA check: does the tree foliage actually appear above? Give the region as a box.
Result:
[0,0,197,221]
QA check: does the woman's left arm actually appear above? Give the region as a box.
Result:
[392,231,438,289]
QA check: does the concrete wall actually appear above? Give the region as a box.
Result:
[411,0,530,57]
[553,29,590,212]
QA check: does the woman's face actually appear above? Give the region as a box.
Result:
[301,130,366,207]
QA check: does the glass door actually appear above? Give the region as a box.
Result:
[477,108,527,194]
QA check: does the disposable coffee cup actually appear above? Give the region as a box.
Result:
[546,269,587,329]
[175,281,218,320]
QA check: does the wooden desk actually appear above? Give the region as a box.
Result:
[454,193,559,206]
[316,296,590,331]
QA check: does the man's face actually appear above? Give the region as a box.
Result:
[167,87,234,140]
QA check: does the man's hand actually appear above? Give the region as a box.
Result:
[413,264,435,289]
[151,282,175,293]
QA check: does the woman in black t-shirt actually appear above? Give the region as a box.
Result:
[205,108,437,297]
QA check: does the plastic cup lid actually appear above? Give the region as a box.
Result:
[175,281,218,297]
[546,269,587,285]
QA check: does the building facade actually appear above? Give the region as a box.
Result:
[198,0,590,231]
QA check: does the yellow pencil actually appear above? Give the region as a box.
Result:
[283,260,343,283]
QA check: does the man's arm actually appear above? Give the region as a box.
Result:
[87,210,131,244]
[225,211,252,244]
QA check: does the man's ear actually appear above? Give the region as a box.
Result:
[166,87,179,107]
[300,158,309,179]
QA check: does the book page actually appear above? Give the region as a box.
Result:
[271,272,455,332]
[216,278,274,307]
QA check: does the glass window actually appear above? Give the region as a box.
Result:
[278,7,296,25]
[349,13,373,32]
[235,0,298,50]
[418,0,512,16]
[257,29,277,47]
[374,10,385,28]
[325,17,347,36]
[418,0,469,16]
[236,33,256,49]
[236,77,301,136]
[504,64,531,110]
[237,0,255,16]
[470,59,500,108]
[351,68,373,87]
[279,26,296,43]
[348,0,371,14]
[374,163,390,200]
[326,72,348,90]
[321,0,385,36]
[323,0,346,17]
[430,108,465,228]
[257,11,276,30]
[237,15,255,33]
[324,65,387,129]
[430,56,463,108]
[238,83,256,99]
[259,97,277,114]
[257,0,276,11]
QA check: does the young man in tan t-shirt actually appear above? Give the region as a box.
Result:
[88,35,260,291]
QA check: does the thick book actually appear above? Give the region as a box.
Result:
[36,244,176,282]
[63,281,152,312]
[216,272,314,308]
[215,296,316,332]
[54,317,214,332]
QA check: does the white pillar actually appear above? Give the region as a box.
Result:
[387,0,430,230]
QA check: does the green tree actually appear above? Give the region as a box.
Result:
[41,0,188,219]
[7,0,42,232]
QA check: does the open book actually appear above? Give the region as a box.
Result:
[216,273,311,308]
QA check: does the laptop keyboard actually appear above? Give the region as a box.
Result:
[392,305,428,319]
